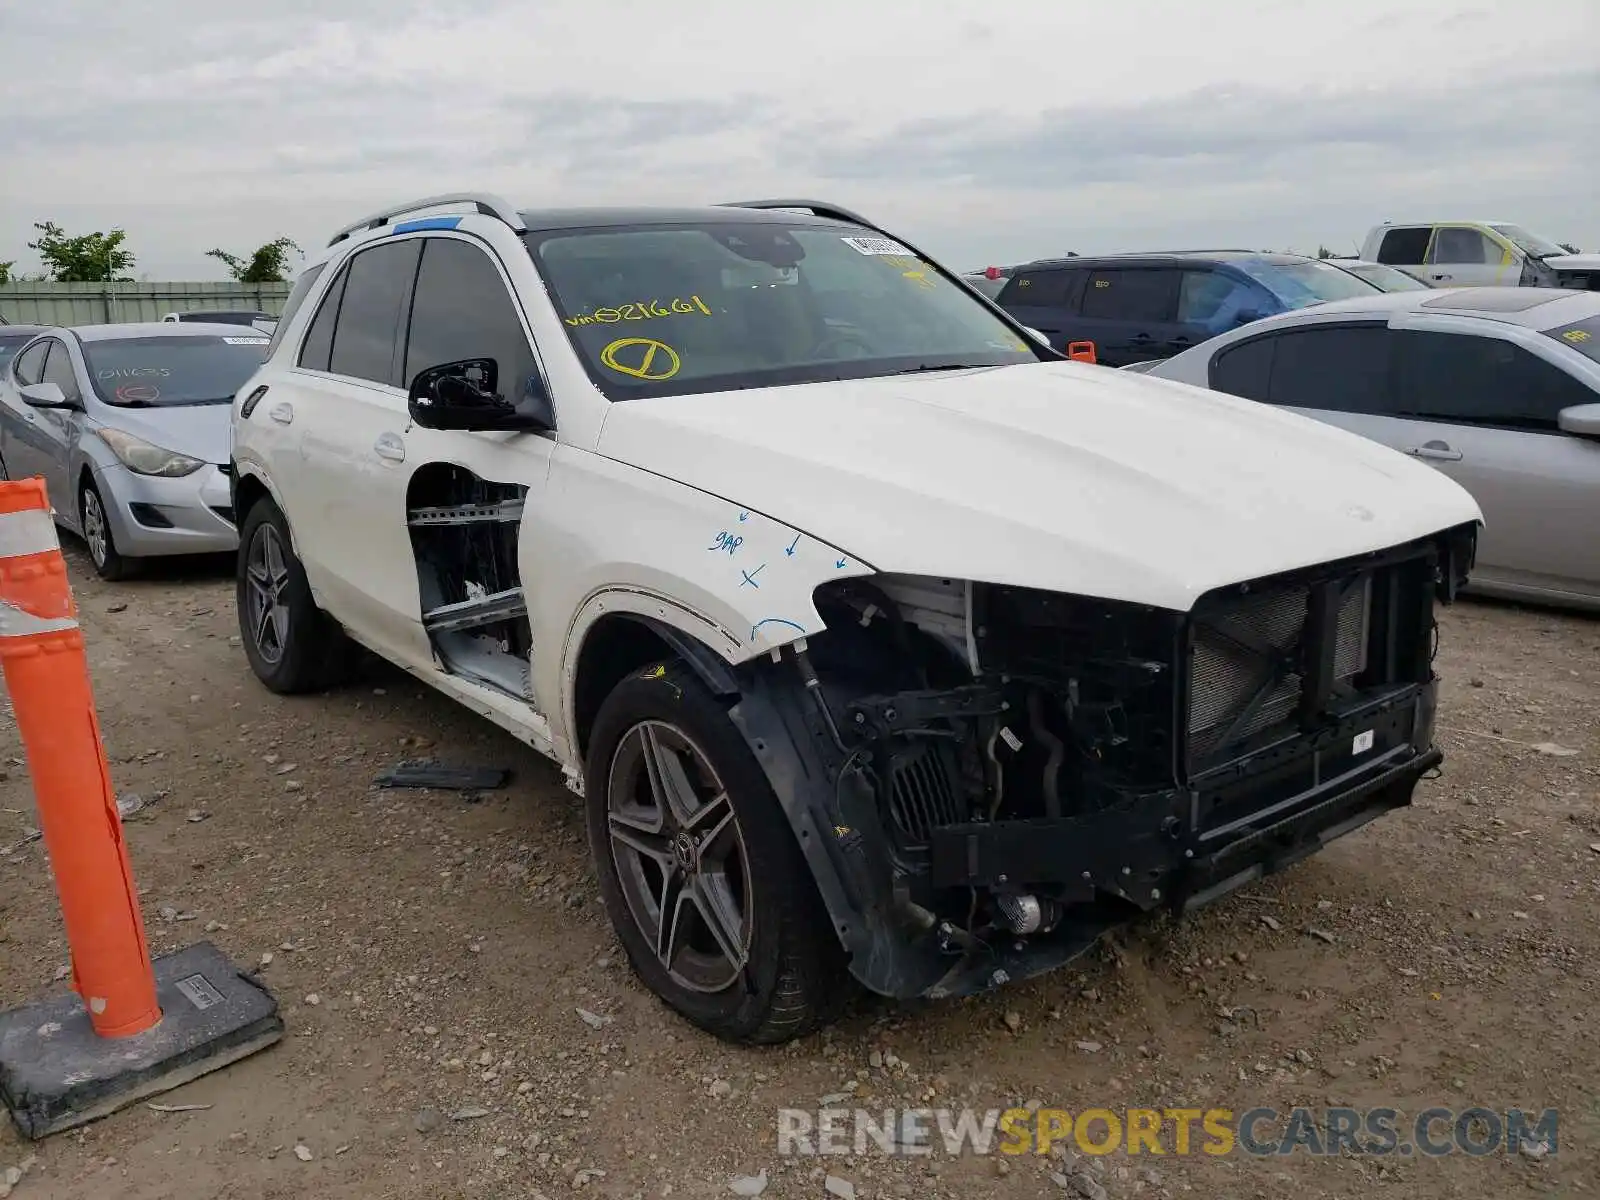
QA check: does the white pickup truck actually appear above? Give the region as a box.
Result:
[1361,221,1599,291]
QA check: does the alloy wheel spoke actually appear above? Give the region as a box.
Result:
[254,601,276,653]
[608,809,674,866]
[689,792,736,858]
[654,866,691,970]
[689,872,749,975]
[639,726,701,830]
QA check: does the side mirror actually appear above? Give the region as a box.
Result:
[1066,340,1098,364]
[18,382,72,409]
[1557,402,1600,439]
[1022,326,1051,347]
[407,358,554,433]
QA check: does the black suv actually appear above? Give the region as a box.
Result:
[994,251,1383,366]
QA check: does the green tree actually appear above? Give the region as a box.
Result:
[26,221,136,282]
[0,261,12,285]
[206,236,302,283]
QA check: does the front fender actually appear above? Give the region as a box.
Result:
[528,447,876,754]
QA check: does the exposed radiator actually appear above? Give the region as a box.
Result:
[1188,576,1370,765]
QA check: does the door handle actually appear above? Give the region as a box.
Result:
[373,432,405,463]
[1406,444,1462,462]
[1129,333,1155,344]
[1167,336,1192,348]
[267,402,294,425]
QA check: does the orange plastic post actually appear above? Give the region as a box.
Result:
[0,478,160,1038]
[1067,340,1098,364]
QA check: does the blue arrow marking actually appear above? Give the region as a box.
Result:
[740,564,766,588]
[737,510,749,522]
[750,617,805,641]
[836,558,847,569]
[785,533,800,557]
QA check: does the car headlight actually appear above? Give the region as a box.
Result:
[97,429,206,478]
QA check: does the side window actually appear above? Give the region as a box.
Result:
[268,262,326,357]
[1265,325,1393,414]
[11,341,49,386]
[1080,269,1180,322]
[1177,271,1270,326]
[1428,227,1499,265]
[402,238,540,403]
[1210,337,1274,400]
[997,268,1078,309]
[41,341,82,402]
[1375,228,1431,266]
[1394,331,1591,431]
[328,240,423,386]
[298,265,348,373]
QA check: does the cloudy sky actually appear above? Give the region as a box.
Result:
[1,0,1596,279]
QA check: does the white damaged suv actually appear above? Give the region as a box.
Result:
[229,194,1482,1043]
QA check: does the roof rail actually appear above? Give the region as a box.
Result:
[717,198,876,229]
[327,193,527,247]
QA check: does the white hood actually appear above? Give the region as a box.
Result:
[595,362,1483,612]
[1546,252,1600,272]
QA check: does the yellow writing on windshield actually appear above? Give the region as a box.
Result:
[880,255,938,290]
[565,296,712,327]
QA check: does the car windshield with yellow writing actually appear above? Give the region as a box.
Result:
[526,222,1043,399]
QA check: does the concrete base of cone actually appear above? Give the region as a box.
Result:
[0,942,283,1138]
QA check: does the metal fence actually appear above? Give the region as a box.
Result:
[0,281,294,327]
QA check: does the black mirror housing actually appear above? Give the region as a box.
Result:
[406,358,554,433]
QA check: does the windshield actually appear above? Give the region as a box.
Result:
[1233,258,1382,307]
[0,334,35,373]
[1491,224,1569,259]
[84,334,270,406]
[525,222,1042,399]
[1343,262,1430,292]
[1544,315,1600,366]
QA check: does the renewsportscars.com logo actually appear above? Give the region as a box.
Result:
[777,1106,1559,1159]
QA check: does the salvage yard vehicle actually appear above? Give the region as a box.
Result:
[228,192,1482,1044]
[1148,287,1600,610]
[0,322,269,578]
[1361,221,1599,291]
[993,251,1382,365]
[162,309,278,335]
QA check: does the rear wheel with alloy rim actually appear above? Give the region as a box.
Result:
[80,479,132,581]
[235,497,353,693]
[585,661,850,1043]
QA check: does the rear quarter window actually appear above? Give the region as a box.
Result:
[1543,315,1600,364]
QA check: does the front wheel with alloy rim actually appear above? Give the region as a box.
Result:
[235,497,354,693]
[80,479,133,581]
[585,661,851,1043]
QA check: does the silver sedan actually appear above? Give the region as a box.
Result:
[1146,287,1600,610]
[0,322,270,579]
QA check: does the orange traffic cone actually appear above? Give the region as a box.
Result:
[0,476,282,1139]
[0,477,159,1037]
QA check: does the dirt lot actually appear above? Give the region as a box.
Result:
[0,546,1596,1200]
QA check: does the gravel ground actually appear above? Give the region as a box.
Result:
[0,547,1595,1200]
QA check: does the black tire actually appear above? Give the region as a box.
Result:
[585,662,850,1044]
[80,478,134,581]
[236,496,353,693]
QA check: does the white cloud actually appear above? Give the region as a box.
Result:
[2,0,1596,277]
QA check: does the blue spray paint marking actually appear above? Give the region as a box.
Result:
[707,531,743,554]
[740,564,766,588]
[785,534,800,557]
[750,617,805,641]
[737,511,749,522]
[836,558,848,569]
[392,216,462,234]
